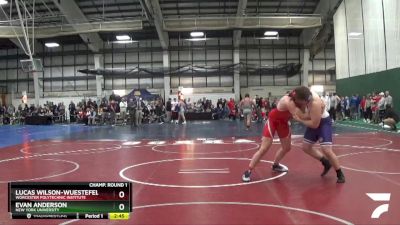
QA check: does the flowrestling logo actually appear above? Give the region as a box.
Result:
[366,193,391,219]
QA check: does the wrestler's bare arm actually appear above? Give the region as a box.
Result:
[293,100,322,128]
[285,98,310,120]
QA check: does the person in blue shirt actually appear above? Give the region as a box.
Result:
[356,94,361,120]
[349,94,358,120]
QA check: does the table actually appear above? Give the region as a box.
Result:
[25,116,53,125]
[184,112,212,120]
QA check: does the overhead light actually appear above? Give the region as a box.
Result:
[0,0,8,5]
[184,38,209,42]
[113,40,138,44]
[116,35,131,41]
[348,32,362,36]
[190,31,204,37]
[45,42,59,48]
[256,37,279,40]
[264,31,278,36]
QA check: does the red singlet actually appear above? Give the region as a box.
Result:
[262,108,292,138]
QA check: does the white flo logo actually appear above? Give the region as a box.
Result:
[366,193,391,219]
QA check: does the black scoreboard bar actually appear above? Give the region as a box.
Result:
[9,182,132,220]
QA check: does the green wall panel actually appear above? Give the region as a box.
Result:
[336,68,400,111]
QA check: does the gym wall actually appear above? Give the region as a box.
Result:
[336,67,400,111]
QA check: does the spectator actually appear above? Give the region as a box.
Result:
[69,101,76,122]
[119,99,127,124]
[322,92,331,113]
[385,91,393,109]
[227,98,236,120]
[87,98,94,108]
[349,94,358,120]
[58,102,66,122]
[109,100,117,125]
[356,94,361,119]
[271,97,278,109]
[360,96,366,122]
[134,97,145,127]
[93,101,98,111]
[256,97,263,122]
[176,98,186,124]
[7,104,15,116]
[171,98,178,123]
[165,98,172,123]
[88,107,96,125]
[99,100,108,125]
[109,91,117,102]
[378,92,386,122]
[265,97,271,115]
[155,99,164,124]
[360,95,366,122]
[186,98,192,111]
[364,95,372,123]
[380,107,399,131]
[328,93,337,122]
[343,96,350,119]
[127,98,136,126]
[336,96,343,121]
[19,100,26,112]
[239,93,256,130]
[83,108,90,125]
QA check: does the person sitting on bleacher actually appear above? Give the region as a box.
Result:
[83,108,90,126]
[38,106,45,116]
[380,107,399,131]
[6,104,15,125]
[7,104,15,116]
[46,107,54,117]
[58,103,66,122]
[88,107,96,125]
[69,101,76,122]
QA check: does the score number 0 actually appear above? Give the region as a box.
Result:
[109,190,130,220]
[118,191,125,211]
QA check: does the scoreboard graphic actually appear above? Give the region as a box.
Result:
[8,182,132,220]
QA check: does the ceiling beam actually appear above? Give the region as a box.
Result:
[301,0,340,47]
[142,0,169,50]
[79,2,141,9]
[163,16,322,32]
[0,20,142,39]
[0,6,42,54]
[51,0,103,52]
[233,0,247,48]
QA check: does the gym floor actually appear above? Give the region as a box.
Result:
[0,120,399,225]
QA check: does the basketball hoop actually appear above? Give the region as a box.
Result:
[2,0,43,105]
[20,58,43,73]
[2,0,41,72]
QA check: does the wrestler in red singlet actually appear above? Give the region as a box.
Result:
[262,90,302,139]
[263,108,292,139]
[242,89,310,182]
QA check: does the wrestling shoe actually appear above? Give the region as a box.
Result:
[337,170,346,183]
[383,125,391,129]
[272,164,288,172]
[320,157,332,176]
[242,170,251,182]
